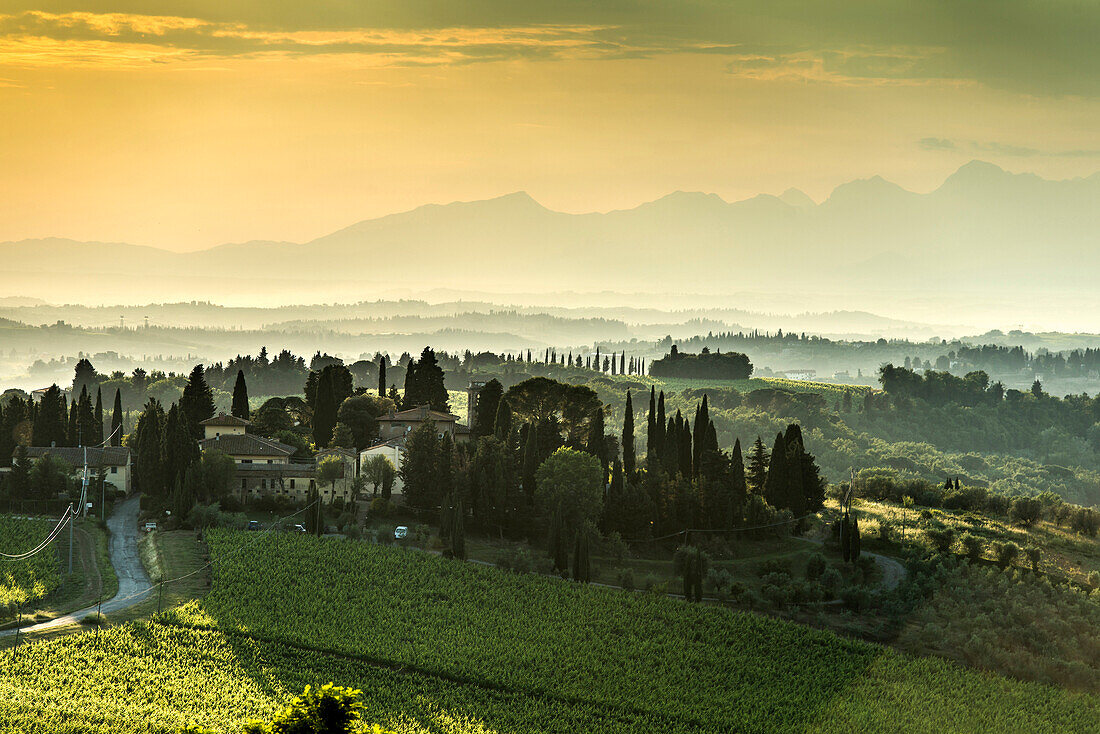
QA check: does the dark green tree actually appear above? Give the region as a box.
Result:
[585,406,608,476]
[572,528,591,583]
[746,436,769,495]
[93,387,104,445]
[622,390,635,477]
[133,398,167,496]
[692,395,709,477]
[451,500,466,560]
[400,421,442,510]
[312,367,339,449]
[522,421,539,500]
[763,432,788,510]
[548,506,569,572]
[162,403,199,491]
[180,365,216,439]
[378,357,386,397]
[472,379,503,438]
[110,388,124,446]
[231,370,250,420]
[492,396,512,442]
[645,386,657,464]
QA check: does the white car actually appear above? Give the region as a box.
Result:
[394,525,408,540]
[143,522,157,533]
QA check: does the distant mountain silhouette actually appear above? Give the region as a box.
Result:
[2,161,1096,303]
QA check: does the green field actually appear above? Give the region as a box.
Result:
[2,531,1096,732]
[0,517,63,616]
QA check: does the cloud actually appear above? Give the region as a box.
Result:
[918,138,1100,158]
[918,138,957,151]
[1,3,1097,95]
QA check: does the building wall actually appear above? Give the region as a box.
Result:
[229,454,290,464]
[359,444,404,496]
[203,425,247,439]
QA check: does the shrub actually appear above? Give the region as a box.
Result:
[243,683,365,734]
[959,533,984,563]
[993,541,1019,570]
[805,553,827,580]
[705,568,732,601]
[599,531,630,563]
[617,569,636,592]
[1011,497,1043,528]
[728,581,747,599]
[369,497,395,517]
[1025,546,1041,573]
[80,612,107,626]
[1088,571,1100,589]
[924,525,955,553]
[840,586,872,612]
[496,547,535,575]
[819,567,842,598]
[757,558,791,577]
[342,524,362,540]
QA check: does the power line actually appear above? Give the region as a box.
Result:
[0,505,75,560]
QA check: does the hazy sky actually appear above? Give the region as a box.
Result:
[1,1,1098,250]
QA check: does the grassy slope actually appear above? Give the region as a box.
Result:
[3,532,1099,732]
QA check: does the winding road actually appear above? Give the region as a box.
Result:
[1,495,153,638]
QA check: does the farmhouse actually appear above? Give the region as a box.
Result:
[16,446,132,494]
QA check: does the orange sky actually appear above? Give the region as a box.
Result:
[1,2,1097,250]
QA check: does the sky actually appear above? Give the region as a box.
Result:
[0,1,1098,251]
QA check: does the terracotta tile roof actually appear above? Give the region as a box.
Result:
[200,413,251,427]
[199,433,295,457]
[20,446,130,467]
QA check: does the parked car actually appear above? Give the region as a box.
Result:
[143,522,157,533]
[394,525,408,540]
[248,520,261,531]
[291,524,307,533]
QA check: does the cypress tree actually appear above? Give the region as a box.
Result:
[763,432,788,509]
[655,391,666,457]
[493,396,513,441]
[851,513,861,560]
[231,370,250,420]
[646,386,657,463]
[677,413,692,478]
[585,407,608,477]
[451,500,466,560]
[378,357,386,397]
[662,416,678,476]
[730,438,747,526]
[180,364,216,439]
[783,424,806,516]
[572,529,590,583]
[622,390,635,476]
[110,388,124,446]
[94,387,104,444]
[548,507,568,572]
[162,403,199,490]
[312,368,338,449]
[746,436,769,494]
[134,398,166,496]
[841,513,852,563]
[522,422,539,500]
[603,458,625,534]
[692,395,709,477]
[67,396,78,446]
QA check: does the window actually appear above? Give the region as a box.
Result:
[110,466,117,474]
[267,459,273,464]
[241,478,247,490]
[261,479,267,491]
[289,479,295,489]
[242,459,252,464]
